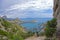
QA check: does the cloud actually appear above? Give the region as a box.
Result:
[0,0,53,18]
[5,0,53,11]
[4,8,53,18]
[35,13,53,18]
[5,13,53,18]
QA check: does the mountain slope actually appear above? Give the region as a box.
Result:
[0,18,26,40]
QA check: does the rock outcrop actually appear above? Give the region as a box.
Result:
[54,0,60,39]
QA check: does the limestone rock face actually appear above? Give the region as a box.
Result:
[54,0,60,38]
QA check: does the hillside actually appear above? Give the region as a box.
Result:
[0,18,26,40]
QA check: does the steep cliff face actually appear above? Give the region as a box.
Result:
[54,0,60,38]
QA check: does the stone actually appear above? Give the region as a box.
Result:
[54,0,60,39]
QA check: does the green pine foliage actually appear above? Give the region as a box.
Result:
[45,18,57,38]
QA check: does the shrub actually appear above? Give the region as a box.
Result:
[45,18,57,39]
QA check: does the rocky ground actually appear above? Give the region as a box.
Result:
[25,36,45,40]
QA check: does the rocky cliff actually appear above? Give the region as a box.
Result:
[54,0,60,38]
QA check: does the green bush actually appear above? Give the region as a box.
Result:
[45,18,57,38]
[20,31,34,39]
[1,19,12,28]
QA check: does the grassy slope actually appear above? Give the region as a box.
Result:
[0,18,25,40]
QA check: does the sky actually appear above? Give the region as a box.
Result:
[0,0,53,18]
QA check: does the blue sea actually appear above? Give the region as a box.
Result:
[20,18,52,31]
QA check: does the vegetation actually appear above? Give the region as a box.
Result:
[0,18,24,40]
[0,18,35,40]
[45,18,57,40]
[39,31,45,36]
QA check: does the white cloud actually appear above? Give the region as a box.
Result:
[36,13,53,18]
[3,0,53,18]
[4,12,53,18]
[6,0,53,11]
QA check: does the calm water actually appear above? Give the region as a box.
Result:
[20,18,52,31]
